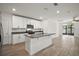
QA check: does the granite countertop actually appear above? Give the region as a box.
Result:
[24,33,56,38]
[12,32,26,34]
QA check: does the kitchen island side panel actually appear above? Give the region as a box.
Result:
[25,35,53,55]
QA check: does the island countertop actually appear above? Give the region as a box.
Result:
[24,33,56,38]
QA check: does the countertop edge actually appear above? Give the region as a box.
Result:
[24,33,56,38]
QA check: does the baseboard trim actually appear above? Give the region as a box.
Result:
[2,42,25,47]
[12,42,25,46]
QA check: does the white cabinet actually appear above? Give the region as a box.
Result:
[12,15,28,44]
[42,20,57,33]
[12,34,25,44]
[19,34,25,43]
[30,20,42,28]
[74,22,79,37]
[12,15,28,28]
[25,35,53,55]
[12,34,19,44]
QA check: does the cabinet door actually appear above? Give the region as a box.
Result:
[19,34,25,43]
[12,34,20,44]
[30,20,42,28]
[74,23,79,37]
[13,15,28,28]
[12,34,25,44]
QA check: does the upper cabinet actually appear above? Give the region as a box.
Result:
[12,15,28,28]
[12,15,43,29]
[30,20,42,28]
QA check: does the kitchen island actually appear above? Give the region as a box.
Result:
[25,33,55,55]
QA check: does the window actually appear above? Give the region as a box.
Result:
[63,24,74,35]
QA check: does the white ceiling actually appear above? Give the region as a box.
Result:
[0,3,79,21]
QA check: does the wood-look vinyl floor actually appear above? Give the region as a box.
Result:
[0,35,79,56]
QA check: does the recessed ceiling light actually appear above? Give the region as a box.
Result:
[57,10,60,14]
[40,17,43,19]
[12,8,16,11]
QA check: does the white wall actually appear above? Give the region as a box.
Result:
[42,19,64,37]
[42,20,59,38]
[42,20,57,33]
[30,20,42,28]
[74,22,79,37]
[1,12,12,45]
[57,22,63,36]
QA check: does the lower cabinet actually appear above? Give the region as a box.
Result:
[12,34,25,44]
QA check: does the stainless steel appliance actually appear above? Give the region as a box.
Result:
[26,24,35,34]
